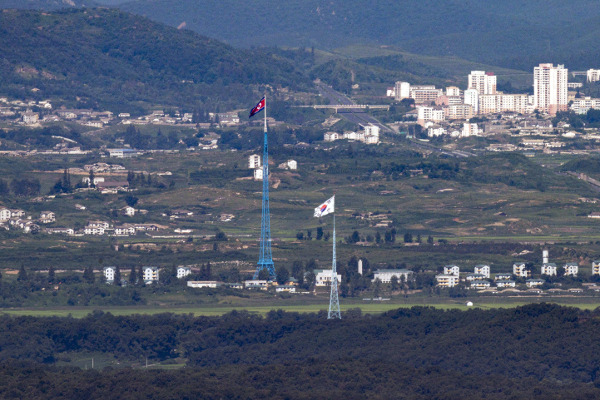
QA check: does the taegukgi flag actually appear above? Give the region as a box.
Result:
[314,196,335,218]
[249,97,265,118]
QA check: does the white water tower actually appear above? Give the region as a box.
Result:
[358,259,363,275]
[543,249,549,264]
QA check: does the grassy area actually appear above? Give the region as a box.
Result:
[3,297,600,318]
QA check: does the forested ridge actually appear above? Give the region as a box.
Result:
[1,304,600,398]
[117,0,600,70]
[0,8,312,113]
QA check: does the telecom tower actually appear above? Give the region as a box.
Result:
[253,95,276,280]
[328,213,341,319]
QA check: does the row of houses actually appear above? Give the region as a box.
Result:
[102,265,191,284]
[435,261,588,288]
[46,220,160,237]
[0,208,56,233]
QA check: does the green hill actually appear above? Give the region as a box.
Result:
[0,8,312,113]
[116,0,600,70]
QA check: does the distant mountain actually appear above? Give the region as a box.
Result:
[0,0,97,9]
[0,8,312,113]
[116,0,600,70]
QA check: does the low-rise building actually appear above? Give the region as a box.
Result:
[466,273,486,281]
[244,280,268,290]
[592,260,600,276]
[494,273,512,281]
[372,269,413,283]
[314,269,342,286]
[275,285,296,293]
[526,279,545,288]
[187,281,222,288]
[443,265,460,276]
[496,280,516,288]
[248,154,261,169]
[470,281,491,289]
[39,211,55,224]
[177,266,192,279]
[474,264,490,278]
[513,263,530,278]
[541,263,557,276]
[563,262,579,276]
[436,274,459,288]
[103,266,115,283]
[143,266,159,283]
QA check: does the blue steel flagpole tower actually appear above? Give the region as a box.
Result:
[253,93,276,280]
[328,206,341,319]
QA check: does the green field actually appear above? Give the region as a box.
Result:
[3,297,600,318]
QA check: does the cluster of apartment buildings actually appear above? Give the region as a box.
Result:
[323,124,380,144]
[388,65,600,134]
[0,207,54,233]
[248,154,298,181]
[435,250,600,292]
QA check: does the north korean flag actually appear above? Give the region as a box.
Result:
[249,97,265,118]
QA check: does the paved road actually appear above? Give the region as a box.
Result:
[315,81,473,157]
[315,82,393,133]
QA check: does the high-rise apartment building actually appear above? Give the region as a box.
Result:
[533,63,568,115]
[463,89,479,114]
[468,71,497,95]
[394,81,411,100]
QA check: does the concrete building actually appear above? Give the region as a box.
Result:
[436,274,459,288]
[587,69,600,83]
[372,269,413,283]
[244,280,268,290]
[445,104,474,120]
[571,97,600,114]
[474,264,490,278]
[103,266,115,282]
[470,281,491,289]
[324,132,340,142]
[462,123,479,137]
[443,265,460,276]
[177,266,192,279]
[143,266,159,283]
[464,89,479,114]
[533,63,568,115]
[394,81,411,100]
[526,279,545,288]
[253,168,263,181]
[314,269,342,286]
[593,260,600,276]
[496,280,516,288]
[411,86,443,104]
[541,263,557,276]
[495,273,513,281]
[479,93,531,114]
[248,154,261,169]
[468,71,497,95]
[446,86,461,97]
[513,263,530,278]
[187,281,222,288]
[563,262,578,277]
[417,106,445,126]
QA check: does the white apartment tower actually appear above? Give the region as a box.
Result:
[248,154,261,169]
[394,81,411,100]
[468,71,497,95]
[533,63,568,115]
[464,89,479,114]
